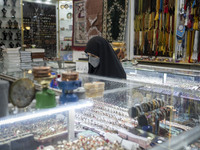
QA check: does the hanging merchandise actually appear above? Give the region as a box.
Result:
[85,0,103,40]
[72,0,87,49]
[191,31,199,62]
[198,29,200,62]
[134,0,175,58]
[180,0,185,15]
[102,0,128,42]
[178,0,200,63]
[176,24,185,60]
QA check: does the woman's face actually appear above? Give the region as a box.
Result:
[86,52,100,68]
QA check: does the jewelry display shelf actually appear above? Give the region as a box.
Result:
[137,60,200,70]
[125,63,200,92]
[0,5,20,9]
[1,67,200,149]
[34,129,85,143]
[34,130,68,143]
[0,39,20,41]
[0,17,21,20]
[0,100,93,144]
[57,0,73,59]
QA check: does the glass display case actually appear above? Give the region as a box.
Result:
[0,100,93,150]
[57,0,73,61]
[123,62,200,91]
[0,67,200,150]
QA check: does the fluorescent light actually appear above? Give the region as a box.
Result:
[0,101,93,126]
[45,1,51,4]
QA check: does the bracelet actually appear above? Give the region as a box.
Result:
[152,100,157,110]
[141,103,148,112]
[135,105,142,116]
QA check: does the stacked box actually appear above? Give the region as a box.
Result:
[3,48,21,72]
[20,51,32,70]
[84,82,105,98]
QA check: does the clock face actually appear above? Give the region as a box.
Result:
[132,90,144,104]
[9,78,35,108]
[178,25,184,31]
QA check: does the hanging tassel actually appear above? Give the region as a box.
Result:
[152,29,156,52]
[164,0,169,13]
[155,13,159,21]
[192,0,196,8]
[190,31,195,62]
[180,0,184,14]
[184,0,188,11]
[169,32,173,57]
[198,31,200,62]
[187,7,192,29]
[145,14,150,30]
[192,31,199,61]
[185,6,189,26]
[155,0,160,21]
[159,0,163,13]
[186,31,191,61]
[168,32,171,53]
[139,31,142,49]
[191,2,195,15]
[155,29,159,55]
[188,31,194,63]
[144,32,149,55]
[166,13,170,32]
[193,17,198,30]
[166,32,169,52]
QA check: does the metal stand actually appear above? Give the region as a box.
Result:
[67,109,75,141]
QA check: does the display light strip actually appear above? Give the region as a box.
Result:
[0,101,93,126]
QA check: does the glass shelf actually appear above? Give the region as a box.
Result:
[0,5,21,9]
[0,39,21,41]
[0,17,21,20]
[0,28,20,30]
[60,19,72,22]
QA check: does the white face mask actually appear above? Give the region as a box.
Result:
[89,55,100,68]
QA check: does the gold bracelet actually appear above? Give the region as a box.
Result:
[152,100,156,110]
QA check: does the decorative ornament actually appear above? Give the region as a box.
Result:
[2,30,7,40]
[0,20,2,28]
[11,9,16,18]
[8,20,12,29]
[9,42,14,48]
[3,0,7,6]
[12,0,17,7]
[2,8,7,18]
[64,4,69,9]
[8,31,13,40]
[67,13,72,19]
